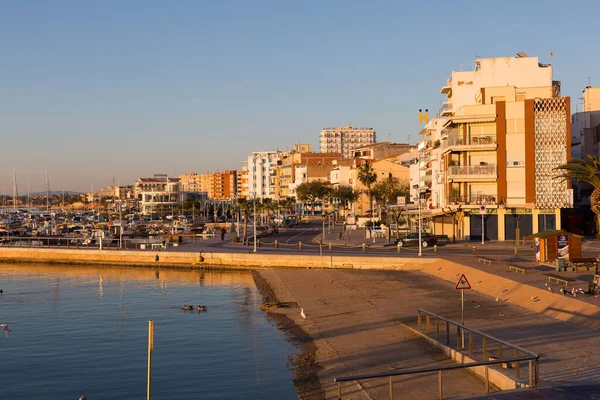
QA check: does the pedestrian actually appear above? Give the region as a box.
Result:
[220,227,226,241]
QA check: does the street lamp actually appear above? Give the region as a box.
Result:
[326,197,341,233]
[249,192,258,253]
[413,184,422,257]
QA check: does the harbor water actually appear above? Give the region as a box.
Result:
[0,263,297,399]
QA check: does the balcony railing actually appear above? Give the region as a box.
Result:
[448,194,498,205]
[448,165,497,177]
[439,102,453,116]
[446,135,497,147]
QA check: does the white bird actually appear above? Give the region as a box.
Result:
[0,324,11,337]
[300,308,307,319]
[548,287,553,293]
[79,396,87,400]
[495,297,499,302]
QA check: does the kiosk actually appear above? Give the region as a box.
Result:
[531,229,583,264]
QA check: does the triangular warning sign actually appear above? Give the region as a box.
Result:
[456,274,471,290]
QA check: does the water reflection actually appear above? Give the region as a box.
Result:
[0,263,296,400]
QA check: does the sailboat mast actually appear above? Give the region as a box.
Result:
[46,171,50,212]
[27,181,30,210]
[12,167,17,213]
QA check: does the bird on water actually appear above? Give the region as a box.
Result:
[182,305,194,310]
[0,324,11,337]
[197,305,207,312]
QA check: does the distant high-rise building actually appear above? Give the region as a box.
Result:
[320,125,376,158]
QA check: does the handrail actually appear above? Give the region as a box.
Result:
[417,309,538,358]
[334,356,533,382]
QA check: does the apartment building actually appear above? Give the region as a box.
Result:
[275,144,342,200]
[351,142,413,161]
[320,125,376,158]
[569,87,600,220]
[179,170,237,200]
[246,151,281,199]
[414,54,571,241]
[134,176,206,214]
[237,163,249,198]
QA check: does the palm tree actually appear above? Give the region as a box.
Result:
[555,155,600,234]
[357,160,378,218]
[236,197,251,243]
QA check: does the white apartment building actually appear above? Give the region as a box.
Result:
[134,176,207,214]
[246,151,281,199]
[320,125,376,158]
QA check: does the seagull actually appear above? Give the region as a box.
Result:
[548,286,553,293]
[495,297,499,302]
[79,396,87,400]
[0,324,11,337]
[300,308,307,319]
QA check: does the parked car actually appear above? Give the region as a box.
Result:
[255,226,271,238]
[394,233,437,248]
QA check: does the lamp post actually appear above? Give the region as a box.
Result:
[413,184,422,257]
[249,192,258,253]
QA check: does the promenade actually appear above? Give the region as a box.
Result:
[2,222,600,399]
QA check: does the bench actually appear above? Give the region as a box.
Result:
[508,264,529,274]
[478,257,495,265]
[545,273,576,286]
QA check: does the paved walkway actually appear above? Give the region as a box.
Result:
[260,268,600,399]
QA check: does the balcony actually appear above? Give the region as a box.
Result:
[442,135,497,153]
[440,77,452,95]
[447,165,497,181]
[448,194,498,206]
[439,102,453,117]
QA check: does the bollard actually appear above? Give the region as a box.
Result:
[275,240,278,248]
[472,246,476,255]
[328,242,332,251]
[397,243,401,253]
[362,243,366,252]
[299,241,302,250]
[433,245,438,255]
[513,246,518,256]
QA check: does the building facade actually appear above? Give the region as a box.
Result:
[246,151,281,199]
[413,54,571,241]
[320,125,376,158]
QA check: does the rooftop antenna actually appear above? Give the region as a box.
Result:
[549,50,554,64]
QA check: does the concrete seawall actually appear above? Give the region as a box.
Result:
[1,247,598,328]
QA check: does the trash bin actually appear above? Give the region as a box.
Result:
[555,258,566,271]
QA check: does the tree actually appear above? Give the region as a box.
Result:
[331,186,359,219]
[372,175,410,241]
[555,155,600,233]
[279,196,296,216]
[236,197,251,243]
[357,160,378,216]
[295,181,331,215]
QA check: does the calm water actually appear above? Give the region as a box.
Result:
[0,264,297,399]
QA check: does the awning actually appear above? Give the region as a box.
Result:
[443,114,496,127]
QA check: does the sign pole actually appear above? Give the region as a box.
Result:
[456,274,471,348]
[461,289,465,348]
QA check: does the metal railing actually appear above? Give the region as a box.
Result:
[446,135,497,147]
[448,165,497,177]
[334,309,539,399]
[448,194,497,205]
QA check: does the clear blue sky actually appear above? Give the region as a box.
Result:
[1,0,598,193]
